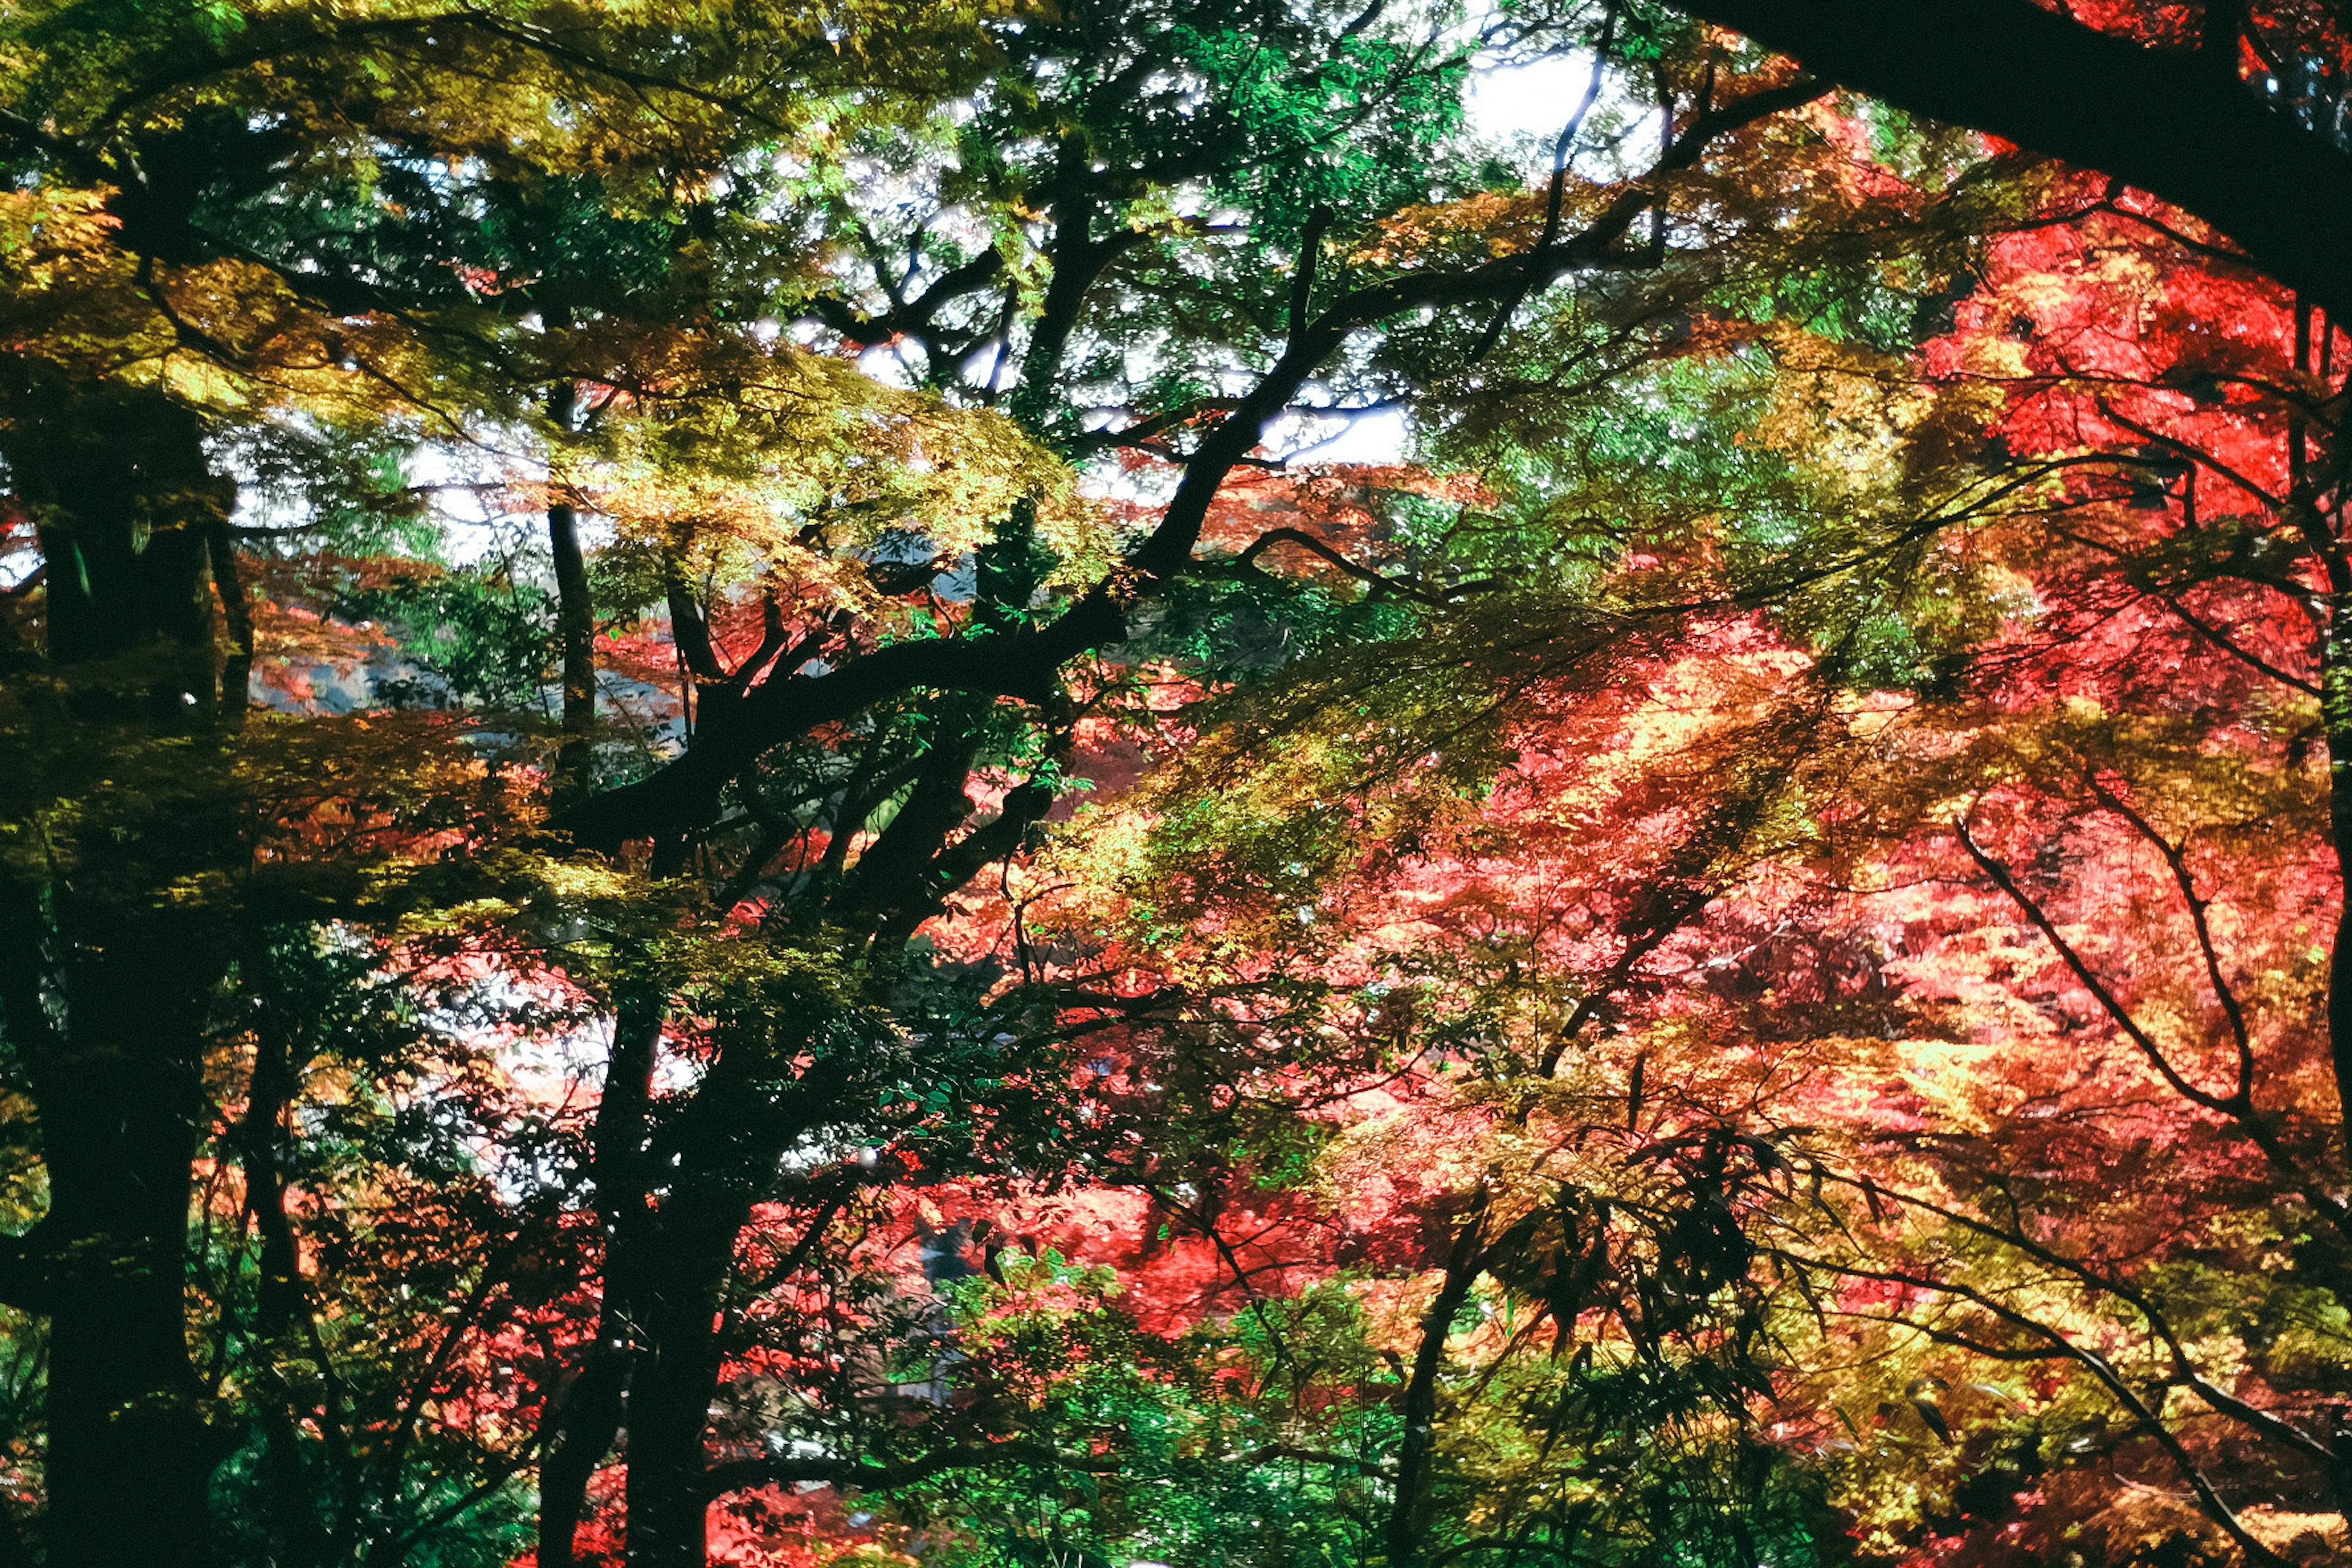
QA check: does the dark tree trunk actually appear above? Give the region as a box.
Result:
[0,372,239,1565]
[34,949,217,1568]
[2322,620,2352,1142]
[1386,1202,1485,1568]
[238,987,338,1567]
[536,1341,631,1568]
[2,375,230,707]
[550,488,596,789]
[206,519,254,722]
[612,1028,857,1567]
[545,341,597,805]
[538,993,663,1568]
[620,1210,738,1568]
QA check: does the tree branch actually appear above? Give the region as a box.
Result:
[1954,813,2239,1115]
[1794,1254,2296,1568]
[1674,0,2352,317]
[551,80,1826,851]
[2078,772,2257,1104]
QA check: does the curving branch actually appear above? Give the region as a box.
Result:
[1673,0,2352,318]
[800,251,1007,355]
[1233,527,1450,605]
[2078,771,2258,1104]
[1469,0,1621,365]
[1819,1171,2338,1472]
[1953,812,2348,1227]
[552,78,1831,852]
[1955,813,2241,1116]
[1794,1253,2296,1568]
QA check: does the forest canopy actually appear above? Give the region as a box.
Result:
[1,2,2349,1566]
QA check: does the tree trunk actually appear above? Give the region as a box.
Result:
[537,1344,631,1568]
[2,377,230,710]
[2322,618,2352,1142]
[239,987,338,1567]
[614,1033,854,1566]
[550,486,596,794]
[538,993,663,1568]
[545,338,597,805]
[1676,0,2352,320]
[621,1212,737,1568]
[0,374,239,1563]
[207,519,254,721]
[1386,1201,1486,1568]
[2294,303,2352,1152]
[34,951,217,1567]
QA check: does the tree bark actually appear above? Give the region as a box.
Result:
[208,518,254,718]
[547,369,598,806]
[1,374,230,708]
[620,1207,738,1568]
[34,948,217,1568]
[0,374,239,1565]
[612,1026,858,1567]
[538,992,663,1568]
[2321,620,2352,1142]
[238,969,342,1568]
[1386,1201,1485,1568]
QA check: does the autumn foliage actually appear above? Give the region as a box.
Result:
[2,2,2351,1567]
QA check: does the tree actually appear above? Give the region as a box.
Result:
[928,20,2352,1558]
[11,1,2351,1565]
[0,1,989,1559]
[481,8,1855,1565]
